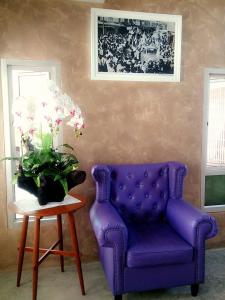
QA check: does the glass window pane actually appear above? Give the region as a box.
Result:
[205,74,225,207]
[11,70,51,218]
[205,175,225,206]
[206,76,225,169]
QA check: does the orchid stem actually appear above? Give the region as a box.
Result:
[20,137,24,165]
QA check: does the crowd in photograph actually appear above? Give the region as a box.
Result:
[98,24,174,74]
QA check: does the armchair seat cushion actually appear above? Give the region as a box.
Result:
[127,222,193,268]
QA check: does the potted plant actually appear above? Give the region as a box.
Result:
[3,80,86,205]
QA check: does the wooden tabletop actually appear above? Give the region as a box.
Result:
[8,191,86,217]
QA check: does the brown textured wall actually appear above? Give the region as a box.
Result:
[0,0,225,268]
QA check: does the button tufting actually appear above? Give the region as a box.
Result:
[139,182,144,188]
[114,196,119,202]
[152,203,158,210]
[127,173,133,179]
[109,165,170,224]
[159,167,168,177]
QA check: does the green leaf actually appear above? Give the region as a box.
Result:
[33,176,41,187]
[54,174,62,181]
[34,133,53,152]
[31,164,41,170]
[42,168,58,176]
[7,145,80,192]
[57,144,74,151]
[61,165,74,176]
[59,178,68,194]
[12,173,19,184]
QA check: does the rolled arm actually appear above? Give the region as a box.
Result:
[90,200,128,294]
[166,199,218,247]
[90,166,128,295]
[90,200,128,252]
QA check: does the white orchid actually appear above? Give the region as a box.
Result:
[67,115,84,130]
[12,79,84,145]
[12,96,26,118]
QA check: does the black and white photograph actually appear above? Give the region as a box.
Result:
[91,9,182,82]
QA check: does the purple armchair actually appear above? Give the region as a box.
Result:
[90,162,217,300]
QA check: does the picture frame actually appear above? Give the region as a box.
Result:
[91,8,182,82]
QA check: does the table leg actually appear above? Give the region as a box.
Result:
[32,217,41,300]
[17,215,29,287]
[67,212,85,295]
[57,214,64,272]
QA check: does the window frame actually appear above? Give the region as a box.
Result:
[1,59,61,226]
[201,68,225,212]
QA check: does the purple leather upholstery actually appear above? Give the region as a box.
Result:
[90,162,218,297]
[127,222,193,268]
[110,163,169,223]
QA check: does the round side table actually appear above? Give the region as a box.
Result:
[9,192,86,300]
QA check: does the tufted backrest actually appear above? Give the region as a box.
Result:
[92,162,187,224]
[109,163,169,223]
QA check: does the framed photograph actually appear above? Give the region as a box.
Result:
[91,8,182,82]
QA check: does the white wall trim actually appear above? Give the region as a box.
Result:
[1,59,12,227]
[201,68,225,212]
[1,59,61,227]
[203,204,225,213]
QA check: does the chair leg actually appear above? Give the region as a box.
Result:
[67,212,85,295]
[115,295,122,300]
[191,284,199,297]
[17,215,29,287]
[32,217,41,300]
[57,215,64,272]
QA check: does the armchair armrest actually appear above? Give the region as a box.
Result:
[166,199,218,247]
[90,200,128,294]
[90,200,128,252]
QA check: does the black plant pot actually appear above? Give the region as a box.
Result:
[17,170,86,206]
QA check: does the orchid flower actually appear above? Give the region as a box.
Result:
[12,79,84,149]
